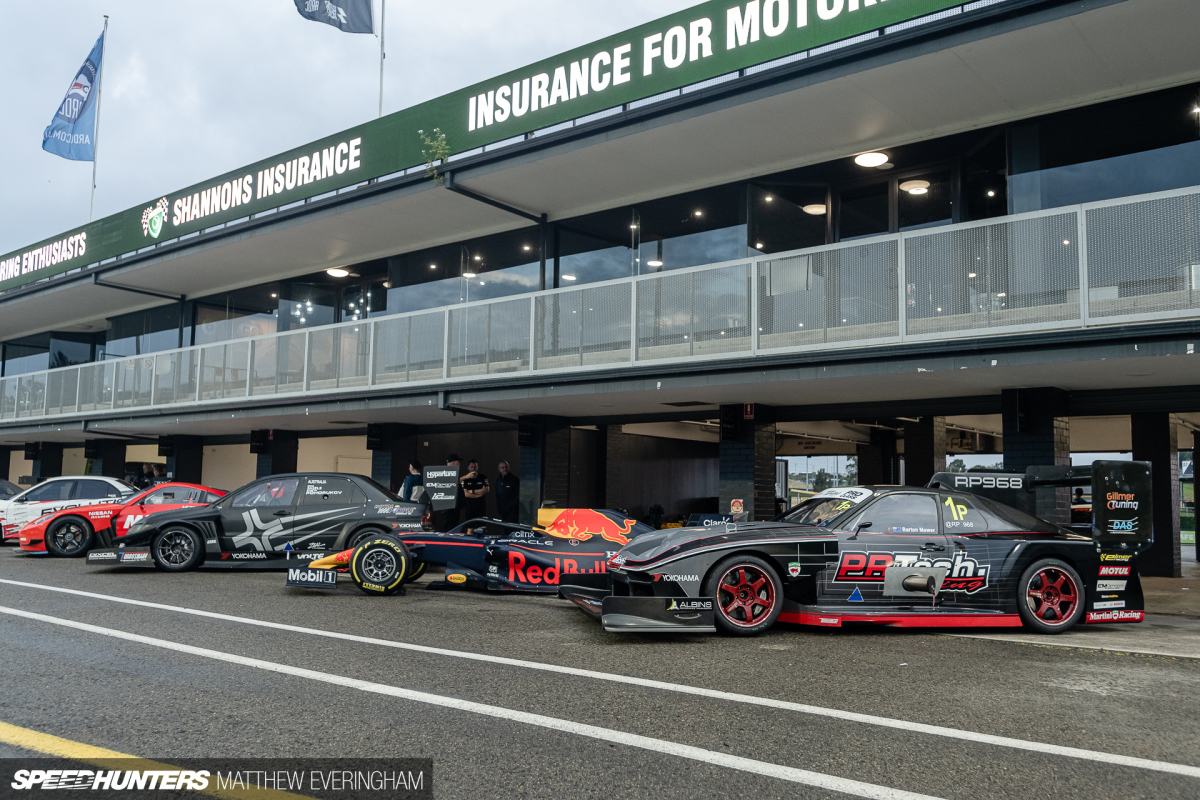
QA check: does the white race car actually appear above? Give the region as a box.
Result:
[0,476,135,542]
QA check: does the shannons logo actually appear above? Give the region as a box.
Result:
[141,198,169,239]
[668,599,712,611]
[11,770,210,791]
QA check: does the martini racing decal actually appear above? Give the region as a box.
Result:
[1099,565,1131,577]
[1086,609,1144,623]
[834,551,990,594]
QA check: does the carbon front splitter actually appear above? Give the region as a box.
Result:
[560,588,716,633]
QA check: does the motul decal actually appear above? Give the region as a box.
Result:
[834,551,990,594]
[1098,565,1131,577]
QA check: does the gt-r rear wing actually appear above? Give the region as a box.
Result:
[928,460,1153,549]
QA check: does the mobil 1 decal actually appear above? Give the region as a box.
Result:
[834,551,990,594]
[1092,460,1153,544]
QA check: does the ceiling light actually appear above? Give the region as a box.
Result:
[429,264,437,270]
[1063,240,1071,245]
[647,259,664,268]
[463,272,477,278]
[987,190,996,198]
[693,210,703,217]
[382,282,391,288]
[300,317,306,323]
[900,180,931,194]
[876,163,894,170]
[474,255,482,261]
[630,223,639,230]
[522,245,531,251]
[327,268,349,278]
[270,293,278,298]
[562,274,578,281]
[802,204,827,216]
[479,282,486,286]
[997,292,1007,298]
[756,242,765,249]
[855,152,889,168]
[909,187,928,195]
[765,196,774,203]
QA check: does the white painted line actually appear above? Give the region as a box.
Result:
[3,578,1198,780]
[944,632,1200,660]
[0,605,944,800]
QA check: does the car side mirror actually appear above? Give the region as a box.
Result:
[848,521,872,540]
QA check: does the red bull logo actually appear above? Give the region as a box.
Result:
[538,509,635,546]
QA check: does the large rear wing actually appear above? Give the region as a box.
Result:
[928,461,1153,548]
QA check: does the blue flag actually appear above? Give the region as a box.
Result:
[43,31,105,162]
[294,0,374,34]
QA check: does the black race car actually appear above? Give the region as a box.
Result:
[286,508,658,596]
[85,473,428,571]
[561,461,1152,636]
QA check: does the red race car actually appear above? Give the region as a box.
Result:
[19,483,226,557]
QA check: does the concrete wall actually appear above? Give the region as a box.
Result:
[201,444,257,491]
[8,451,32,486]
[296,436,371,475]
[605,428,718,522]
[62,448,86,477]
[413,430,520,519]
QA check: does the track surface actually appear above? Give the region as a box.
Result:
[1,547,1197,799]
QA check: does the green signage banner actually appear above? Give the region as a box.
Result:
[0,0,976,293]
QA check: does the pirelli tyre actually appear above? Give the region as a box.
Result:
[704,555,784,636]
[44,516,94,558]
[349,536,412,596]
[1018,558,1085,634]
[150,526,204,572]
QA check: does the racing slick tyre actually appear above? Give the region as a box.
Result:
[407,559,427,583]
[1018,558,1085,634]
[349,536,412,596]
[346,527,386,550]
[150,526,204,572]
[704,555,784,637]
[44,517,94,558]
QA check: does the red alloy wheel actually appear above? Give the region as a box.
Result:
[1025,566,1080,627]
[716,564,777,628]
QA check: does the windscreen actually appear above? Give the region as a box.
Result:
[780,489,874,528]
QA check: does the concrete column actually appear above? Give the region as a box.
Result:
[32,443,63,482]
[719,405,776,521]
[367,424,416,493]
[1131,413,1182,578]
[517,416,570,526]
[86,440,127,480]
[903,417,946,488]
[858,429,900,486]
[254,430,299,479]
[162,436,203,484]
[1002,388,1071,525]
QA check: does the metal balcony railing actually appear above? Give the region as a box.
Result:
[4,185,1199,423]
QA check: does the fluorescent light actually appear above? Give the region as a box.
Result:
[562,274,578,281]
[802,204,827,216]
[854,152,889,168]
[647,260,664,268]
[326,268,350,278]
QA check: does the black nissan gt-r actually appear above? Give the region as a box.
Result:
[86,473,427,571]
[562,461,1152,637]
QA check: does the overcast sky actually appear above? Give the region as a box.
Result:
[1,1,699,256]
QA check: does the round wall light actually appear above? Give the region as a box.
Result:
[854,152,889,168]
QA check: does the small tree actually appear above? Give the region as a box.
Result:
[419,128,450,186]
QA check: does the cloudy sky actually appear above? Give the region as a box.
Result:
[1,0,699,256]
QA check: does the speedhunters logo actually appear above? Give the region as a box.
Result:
[12,770,210,791]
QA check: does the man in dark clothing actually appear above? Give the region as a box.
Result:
[461,460,490,522]
[496,461,520,523]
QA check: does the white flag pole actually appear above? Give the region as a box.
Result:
[89,15,109,223]
[378,0,387,118]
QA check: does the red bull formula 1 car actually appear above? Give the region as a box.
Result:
[285,508,656,596]
[560,461,1153,636]
[19,482,226,557]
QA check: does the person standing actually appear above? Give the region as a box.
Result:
[401,460,424,502]
[496,461,520,523]
[461,459,490,522]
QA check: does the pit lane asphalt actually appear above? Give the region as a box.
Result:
[1,546,1197,800]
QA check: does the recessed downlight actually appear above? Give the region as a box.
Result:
[462,272,478,278]
[326,268,350,278]
[900,180,931,194]
[562,274,578,281]
[855,152,889,168]
[647,260,664,268]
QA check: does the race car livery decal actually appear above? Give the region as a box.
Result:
[1099,565,1131,577]
[1086,609,1144,623]
[507,551,610,585]
[812,487,874,504]
[1100,553,1133,562]
[833,550,990,594]
[538,508,636,546]
[1096,580,1128,591]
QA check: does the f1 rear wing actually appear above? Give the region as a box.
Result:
[928,461,1153,548]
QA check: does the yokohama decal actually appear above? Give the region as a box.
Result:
[834,551,990,594]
